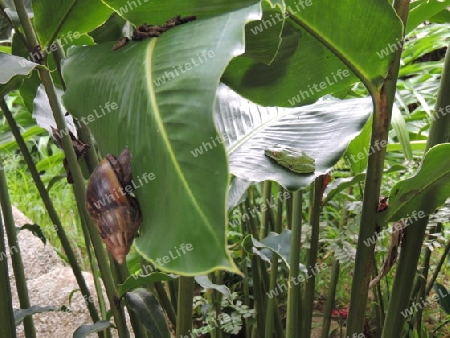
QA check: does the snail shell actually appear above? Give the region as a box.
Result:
[85,147,142,264]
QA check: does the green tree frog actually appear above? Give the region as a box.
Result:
[264,144,315,174]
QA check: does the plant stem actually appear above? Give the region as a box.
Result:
[286,189,302,338]
[382,34,450,338]
[0,155,36,337]
[259,181,271,239]
[0,98,102,330]
[11,0,130,334]
[302,177,322,336]
[176,276,194,337]
[425,238,450,295]
[322,205,347,338]
[0,196,16,338]
[346,0,409,333]
[264,253,278,338]
[155,281,177,327]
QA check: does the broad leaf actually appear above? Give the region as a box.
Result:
[215,84,372,190]
[102,0,260,23]
[387,144,450,222]
[125,288,171,338]
[33,0,111,47]
[62,5,262,274]
[406,0,450,33]
[223,0,402,106]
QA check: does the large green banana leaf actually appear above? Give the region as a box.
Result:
[215,84,372,190]
[223,0,403,106]
[62,5,261,275]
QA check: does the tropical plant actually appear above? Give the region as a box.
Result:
[1,0,450,337]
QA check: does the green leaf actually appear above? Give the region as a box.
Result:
[223,0,402,106]
[386,144,450,222]
[62,5,262,274]
[102,0,260,23]
[14,305,59,325]
[433,283,450,314]
[195,275,231,299]
[253,230,293,267]
[215,85,372,190]
[323,173,366,205]
[406,0,450,33]
[228,177,251,210]
[391,103,413,160]
[125,288,171,338]
[344,115,372,174]
[118,272,174,298]
[72,321,112,338]
[0,52,38,96]
[33,0,112,47]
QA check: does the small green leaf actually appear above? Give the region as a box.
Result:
[433,283,450,314]
[125,288,171,338]
[14,305,59,325]
[118,272,174,298]
[387,144,450,222]
[72,320,112,338]
[0,53,38,96]
[195,275,231,299]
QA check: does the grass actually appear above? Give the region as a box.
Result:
[3,148,89,270]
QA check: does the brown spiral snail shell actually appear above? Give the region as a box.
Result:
[85,147,142,264]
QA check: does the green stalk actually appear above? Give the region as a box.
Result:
[411,224,440,332]
[0,204,16,338]
[321,260,339,338]
[0,155,35,337]
[264,253,278,338]
[251,255,265,337]
[11,0,130,334]
[302,177,323,336]
[425,238,450,296]
[322,206,347,338]
[259,181,272,239]
[264,182,283,338]
[382,39,450,338]
[116,262,148,338]
[175,276,194,337]
[286,190,302,338]
[239,213,252,338]
[0,98,102,329]
[154,281,177,326]
[346,0,409,333]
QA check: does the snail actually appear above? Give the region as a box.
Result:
[85,147,142,264]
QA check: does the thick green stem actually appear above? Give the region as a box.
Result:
[302,177,322,336]
[176,276,194,337]
[0,201,16,338]
[346,0,409,333]
[286,190,302,338]
[264,254,278,338]
[259,181,272,239]
[0,155,36,337]
[155,281,177,327]
[382,39,450,337]
[425,238,450,295]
